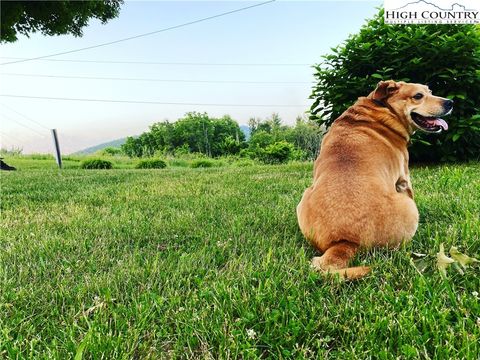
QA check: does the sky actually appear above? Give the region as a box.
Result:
[0,0,380,154]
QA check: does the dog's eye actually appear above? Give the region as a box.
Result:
[413,93,424,100]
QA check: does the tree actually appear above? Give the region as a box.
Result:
[149,121,175,153]
[121,136,142,158]
[242,114,323,161]
[289,116,323,160]
[1,1,123,43]
[248,117,261,135]
[248,130,274,149]
[138,132,156,157]
[122,112,247,158]
[310,9,480,162]
[210,115,246,156]
[173,112,214,156]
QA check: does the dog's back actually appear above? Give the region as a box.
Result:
[297,96,419,279]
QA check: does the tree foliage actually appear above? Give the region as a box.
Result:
[100,147,122,156]
[121,112,246,158]
[263,141,295,164]
[1,1,123,43]
[120,112,323,163]
[245,114,322,161]
[310,9,480,162]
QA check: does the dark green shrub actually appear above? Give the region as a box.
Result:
[135,159,167,169]
[80,159,113,169]
[190,159,215,168]
[310,9,480,162]
[291,148,308,161]
[29,154,54,160]
[248,130,275,149]
[262,141,294,164]
[100,147,122,156]
[62,156,81,162]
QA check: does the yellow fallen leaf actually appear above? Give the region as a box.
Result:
[437,243,455,277]
[449,246,479,269]
[452,262,464,276]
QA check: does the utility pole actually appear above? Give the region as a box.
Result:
[51,129,62,168]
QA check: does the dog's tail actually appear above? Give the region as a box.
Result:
[311,240,371,280]
[313,265,371,280]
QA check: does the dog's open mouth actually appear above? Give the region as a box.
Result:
[411,112,449,133]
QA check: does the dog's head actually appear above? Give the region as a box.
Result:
[368,80,453,134]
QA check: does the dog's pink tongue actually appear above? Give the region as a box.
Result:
[429,118,448,130]
[433,118,448,130]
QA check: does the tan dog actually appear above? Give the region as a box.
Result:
[297,80,452,280]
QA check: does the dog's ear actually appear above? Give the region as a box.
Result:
[369,80,399,100]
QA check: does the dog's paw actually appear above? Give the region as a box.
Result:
[311,256,324,270]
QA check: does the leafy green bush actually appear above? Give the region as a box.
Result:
[62,156,81,162]
[310,9,480,162]
[262,141,294,164]
[28,154,54,160]
[248,130,275,149]
[80,159,113,169]
[135,159,167,169]
[290,148,308,161]
[190,159,215,168]
[100,147,122,156]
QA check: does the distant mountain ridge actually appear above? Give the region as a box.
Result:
[393,0,474,11]
[240,125,251,140]
[73,137,128,155]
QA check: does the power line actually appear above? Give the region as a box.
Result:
[0,131,23,144]
[0,1,276,66]
[0,72,313,85]
[0,94,309,108]
[0,57,310,66]
[0,103,50,130]
[0,112,47,137]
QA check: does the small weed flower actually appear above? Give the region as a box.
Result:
[246,329,257,340]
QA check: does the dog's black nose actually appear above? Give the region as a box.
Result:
[443,99,454,111]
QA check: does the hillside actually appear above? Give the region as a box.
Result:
[73,137,128,155]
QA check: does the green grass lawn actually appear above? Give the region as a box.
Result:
[1,161,479,359]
